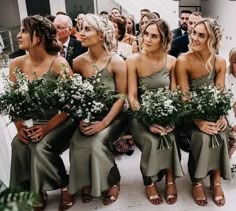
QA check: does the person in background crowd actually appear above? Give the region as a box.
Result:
[56,11,66,16]
[225,47,236,159]
[169,12,203,58]
[111,7,121,18]
[111,16,132,59]
[136,8,151,36]
[126,16,136,36]
[172,10,192,39]
[9,15,77,211]
[132,12,159,53]
[175,18,230,207]
[75,13,85,32]
[100,10,110,19]
[127,18,183,206]
[53,14,87,68]
[69,13,127,206]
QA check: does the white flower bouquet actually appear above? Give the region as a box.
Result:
[190,84,233,121]
[54,67,106,122]
[135,87,184,150]
[0,68,56,124]
[189,84,233,148]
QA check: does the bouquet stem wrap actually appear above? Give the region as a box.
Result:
[158,134,172,150]
[211,134,224,148]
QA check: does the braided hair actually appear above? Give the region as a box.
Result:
[190,18,223,70]
[85,14,116,51]
[22,15,61,54]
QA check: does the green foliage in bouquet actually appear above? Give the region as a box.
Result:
[134,87,184,150]
[0,180,37,211]
[54,66,106,122]
[0,68,56,122]
[188,84,233,148]
[189,84,233,122]
[135,87,184,127]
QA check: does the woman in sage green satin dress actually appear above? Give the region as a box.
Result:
[175,18,231,207]
[9,15,77,211]
[127,19,183,205]
[69,14,127,206]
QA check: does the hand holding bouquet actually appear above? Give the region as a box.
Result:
[189,84,233,147]
[0,68,55,122]
[135,87,184,150]
[54,67,106,123]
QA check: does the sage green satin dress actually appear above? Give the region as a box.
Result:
[10,69,77,192]
[69,60,126,197]
[188,69,231,182]
[129,68,184,186]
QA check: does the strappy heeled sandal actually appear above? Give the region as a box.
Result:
[59,186,74,211]
[211,182,225,206]
[33,192,48,211]
[103,184,120,206]
[192,182,207,206]
[165,181,177,204]
[81,186,92,203]
[145,183,163,205]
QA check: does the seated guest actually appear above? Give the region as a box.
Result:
[53,14,87,68]
[169,12,203,58]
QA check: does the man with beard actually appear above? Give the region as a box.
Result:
[172,10,192,39]
[169,12,204,58]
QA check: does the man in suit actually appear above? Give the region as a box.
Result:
[53,14,87,68]
[169,12,204,58]
[172,10,192,39]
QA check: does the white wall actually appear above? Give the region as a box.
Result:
[201,0,236,61]
[49,0,66,16]
[96,0,179,30]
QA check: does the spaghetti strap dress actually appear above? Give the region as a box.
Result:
[69,55,127,197]
[129,67,184,186]
[10,58,77,192]
[187,68,231,182]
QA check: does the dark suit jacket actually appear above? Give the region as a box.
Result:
[66,38,87,68]
[169,34,189,58]
[172,27,183,39]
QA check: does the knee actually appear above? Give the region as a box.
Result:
[11,136,23,149]
[191,132,210,148]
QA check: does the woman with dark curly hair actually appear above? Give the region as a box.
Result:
[9,15,77,211]
[127,18,183,206]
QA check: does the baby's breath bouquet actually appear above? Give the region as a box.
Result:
[0,68,56,125]
[135,87,184,150]
[54,67,106,123]
[189,84,233,148]
[190,84,233,121]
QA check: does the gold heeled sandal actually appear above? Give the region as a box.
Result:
[145,183,163,205]
[165,181,177,204]
[192,182,207,206]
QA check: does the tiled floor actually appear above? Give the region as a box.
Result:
[45,148,236,211]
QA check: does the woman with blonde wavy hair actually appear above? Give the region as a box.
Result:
[176,18,231,207]
[68,14,127,206]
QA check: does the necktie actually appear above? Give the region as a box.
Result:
[60,45,65,57]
